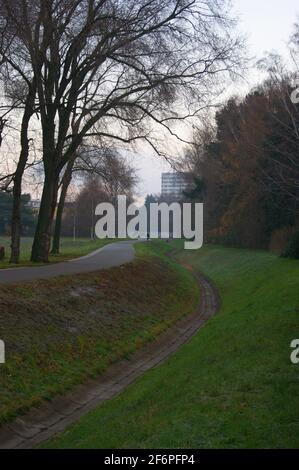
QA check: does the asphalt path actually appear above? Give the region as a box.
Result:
[0,241,136,285]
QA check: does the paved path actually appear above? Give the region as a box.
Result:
[0,241,136,285]
[0,266,220,449]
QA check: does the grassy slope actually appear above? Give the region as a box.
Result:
[44,243,299,449]
[0,241,198,424]
[0,237,115,269]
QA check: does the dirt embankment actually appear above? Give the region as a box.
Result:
[0,253,198,423]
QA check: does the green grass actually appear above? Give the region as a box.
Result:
[0,241,198,424]
[43,242,299,449]
[0,237,116,268]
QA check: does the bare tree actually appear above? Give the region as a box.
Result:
[0,1,39,262]
[51,144,136,253]
[0,0,243,262]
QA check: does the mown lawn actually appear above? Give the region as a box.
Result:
[0,237,115,269]
[43,243,299,449]
[0,241,198,424]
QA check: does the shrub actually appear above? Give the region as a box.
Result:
[270,226,296,255]
[281,231,299,259]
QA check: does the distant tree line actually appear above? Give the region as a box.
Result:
[0,192,36,235]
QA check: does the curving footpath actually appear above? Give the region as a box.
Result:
[0,257,220,449]
[0,241,136,285]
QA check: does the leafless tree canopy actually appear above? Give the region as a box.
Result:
[74,145,137,195]
[0,0,241,156]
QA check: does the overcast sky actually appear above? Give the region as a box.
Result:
[134,0,299,201]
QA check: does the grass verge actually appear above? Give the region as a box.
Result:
[0,241,198,424]
[0,237,116,269]
[43,242,299,449]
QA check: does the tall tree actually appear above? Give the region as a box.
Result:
[0,0,243,262]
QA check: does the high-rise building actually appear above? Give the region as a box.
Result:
[161,172,192,199]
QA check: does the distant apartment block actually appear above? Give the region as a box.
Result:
[161,172,192,199]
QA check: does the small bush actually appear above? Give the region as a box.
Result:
[270,226,296,254]
[281,231,299,259]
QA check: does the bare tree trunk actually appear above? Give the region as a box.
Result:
[10,84,36,264]
[31,167,59,263]
[51,159,74,254]
[9,169,23,264]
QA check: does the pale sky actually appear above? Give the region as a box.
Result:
[135,0,299,200]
